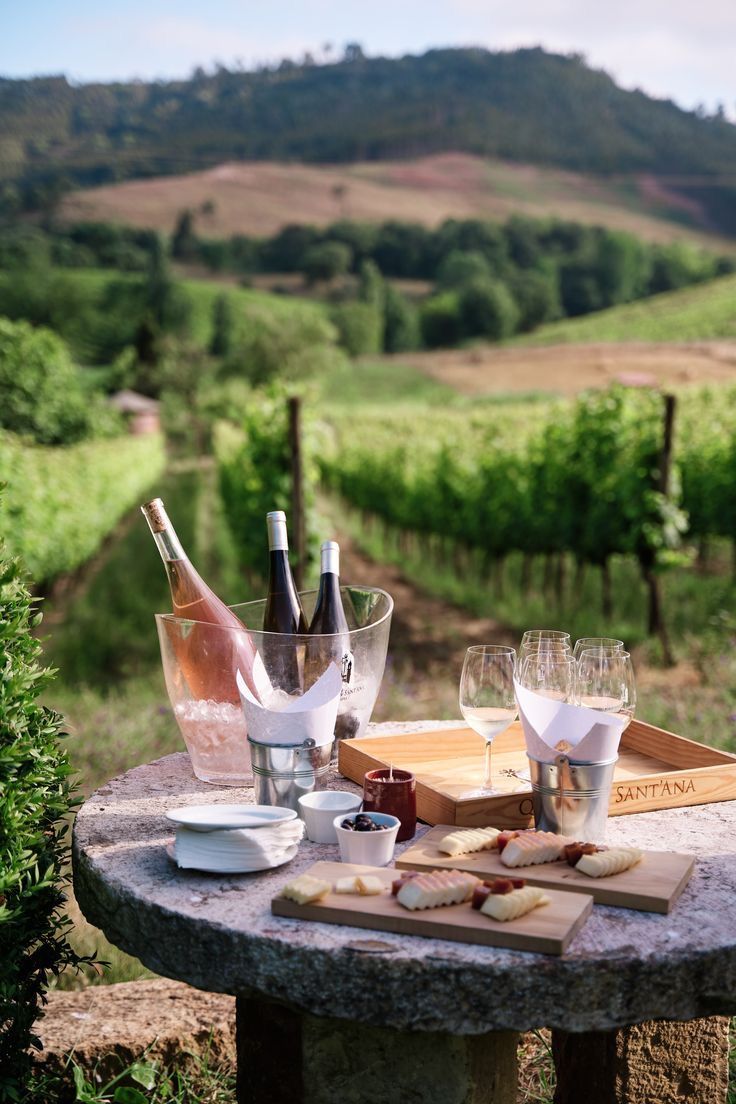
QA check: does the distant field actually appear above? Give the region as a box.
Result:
[514,272,736,346]
[59,152,735,252]
[379,340,736,397]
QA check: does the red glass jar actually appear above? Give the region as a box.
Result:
[362,768,417,842]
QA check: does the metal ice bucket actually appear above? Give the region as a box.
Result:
[249,736,334,812]
[528,754,617,841]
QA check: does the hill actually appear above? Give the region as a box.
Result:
[512,272,736,345]
[4,47,736,233]
[59,153,735,252]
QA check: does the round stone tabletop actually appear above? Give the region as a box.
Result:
[73,721,736,1035]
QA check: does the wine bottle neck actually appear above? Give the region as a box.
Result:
[142,499,186,562]
[266,511,288,551]
[320,541,340,577]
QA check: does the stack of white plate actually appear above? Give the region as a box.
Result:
[166,805,304,873]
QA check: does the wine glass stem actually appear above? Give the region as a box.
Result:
[483,739,493,790]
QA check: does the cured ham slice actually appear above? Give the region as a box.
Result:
[576,848,642,878]
[480,886,550,922]
[500,831,570,868]
[437,826,500,857]
[396,869,480,911]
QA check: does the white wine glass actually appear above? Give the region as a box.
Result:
[572,637,624,661]
[459,645,517,796]
[518,652,576,702]
[577,649,636,727]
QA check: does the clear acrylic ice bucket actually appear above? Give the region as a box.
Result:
[156,585,393,786]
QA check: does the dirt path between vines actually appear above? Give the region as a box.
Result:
[336,527,517,720]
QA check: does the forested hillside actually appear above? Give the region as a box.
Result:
[3,46,736,232]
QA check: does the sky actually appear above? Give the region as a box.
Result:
[2,0,736,118]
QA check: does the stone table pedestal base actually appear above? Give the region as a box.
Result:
[236,996,519,1104]
[551,1017,730,1104]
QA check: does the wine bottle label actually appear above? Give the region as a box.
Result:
[266,511,288,551]
[340,650,354,685]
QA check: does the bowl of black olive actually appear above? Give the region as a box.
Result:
[333,811,400,865]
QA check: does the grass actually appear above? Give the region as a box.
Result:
[316,355,460,410]
[514,272,736,345]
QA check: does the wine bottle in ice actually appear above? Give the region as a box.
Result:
[142,497,256,704]
[262,510,307,693]
[305,540,359,740]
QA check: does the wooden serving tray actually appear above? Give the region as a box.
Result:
[271,860,593,955]
[339,720,736,829]
[397,826,694,913]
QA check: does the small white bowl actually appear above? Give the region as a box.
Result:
[298,790,362,844]
[333,811,400,866]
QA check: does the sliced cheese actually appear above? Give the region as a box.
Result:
[480,886,550,922]
[397,869,479,911]
[437,826,500,857]
[334,876,359,894]
[575,848,642,878]
[355,875,383,896]
[279,874,331,905]
[500,831,569,868]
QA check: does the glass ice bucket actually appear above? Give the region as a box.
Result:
[156,585,393,786]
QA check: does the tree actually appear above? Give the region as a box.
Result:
[509,268,561,332]
[302,241,353,284]
[420,292,463,348]
[436,249,492,289]
[330,302,383,356]
[209,293,235,357]
[171,208,199,261]
[358,259,385,306]
[458,278,520,340]
[383,285,420,352]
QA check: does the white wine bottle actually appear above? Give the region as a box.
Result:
[262,511,307,693]
[305,541,355,706]
[142,497,256,704]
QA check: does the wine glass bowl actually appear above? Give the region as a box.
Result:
[573,637,624,661]
[576,648,636,726]
[459,645,517,795]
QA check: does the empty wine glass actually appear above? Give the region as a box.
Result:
[577,649,636,727]
[459,645,517,796]
[519,629,571,664]
[518,651,576,702]
[573,637,624,661]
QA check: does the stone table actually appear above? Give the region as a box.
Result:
[73,721,736,1104]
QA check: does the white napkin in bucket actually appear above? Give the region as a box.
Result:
[514,678,627,764]
[236,659,341,747]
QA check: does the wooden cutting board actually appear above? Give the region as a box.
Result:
[271,860,593,955]
[396,826,695,913]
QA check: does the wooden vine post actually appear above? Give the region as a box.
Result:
[288,396,306,590]
[642,393,676,665]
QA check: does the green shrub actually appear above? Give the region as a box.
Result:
[330,301,383,357]
[0,533,87,1097]
[0,317,118,445]
[0,431,166,583]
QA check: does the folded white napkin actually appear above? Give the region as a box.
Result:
[514,678,627,764]
[173,818,305,873]
[236,659,341,748]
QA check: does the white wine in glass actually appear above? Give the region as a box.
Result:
[459,645,517,796]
